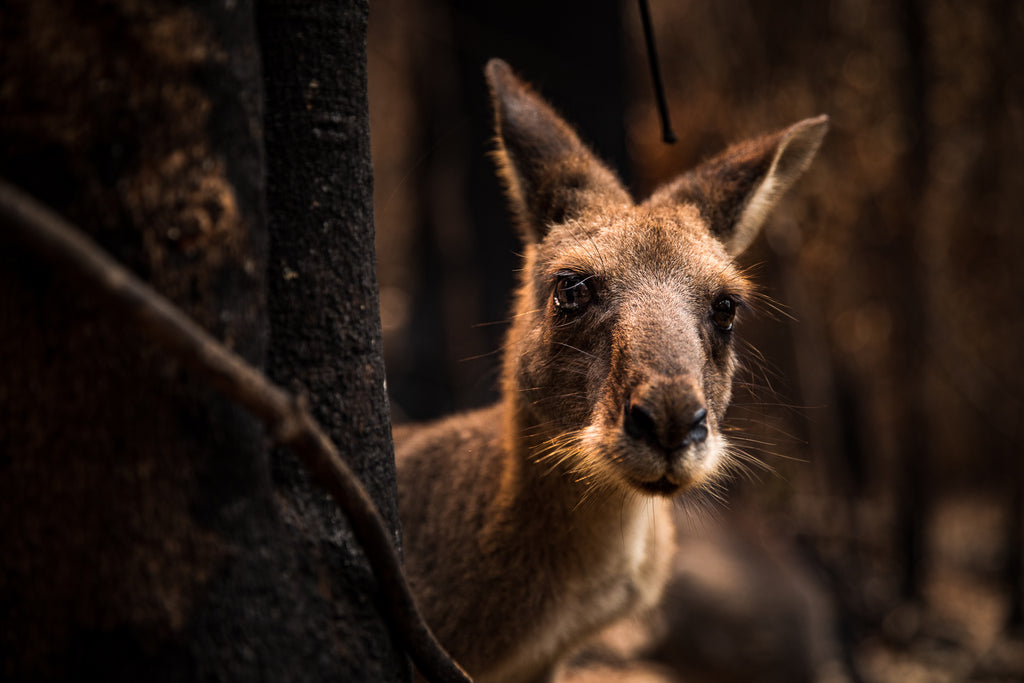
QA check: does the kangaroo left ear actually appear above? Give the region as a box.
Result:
[647,115,829,256]
[485,59,631,244]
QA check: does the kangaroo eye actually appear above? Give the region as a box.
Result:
[711,296,736,332]
[553,272,592,312]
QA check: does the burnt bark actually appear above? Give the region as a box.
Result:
[893,0,931,604]
[0,0,402,680]
[256,0,408,679]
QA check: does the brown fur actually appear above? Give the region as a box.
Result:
[395,59,827,682]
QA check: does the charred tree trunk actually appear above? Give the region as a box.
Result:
[257,0,409,679]
[893,0,931,605]
[0,1,402,679]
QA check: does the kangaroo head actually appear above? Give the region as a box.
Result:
[487,59,827,497]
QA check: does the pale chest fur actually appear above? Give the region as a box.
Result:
[481,497,676,683]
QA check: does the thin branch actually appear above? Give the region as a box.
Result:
[0,180,471,683]
[637,0,677,144]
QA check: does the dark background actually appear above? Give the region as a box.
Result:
[369,0,1024,680]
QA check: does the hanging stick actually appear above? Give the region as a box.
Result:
[638,0,677,144]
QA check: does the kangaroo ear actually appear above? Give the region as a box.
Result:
[485,59,630,243]
[648,115,829,256]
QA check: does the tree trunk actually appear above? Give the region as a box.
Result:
[257,0,408,679]
[0,0,402,679]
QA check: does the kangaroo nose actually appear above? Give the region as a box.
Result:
[624,394,708,452]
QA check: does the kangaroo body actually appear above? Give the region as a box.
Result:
[395,60,827,682]
[397,406,672,682]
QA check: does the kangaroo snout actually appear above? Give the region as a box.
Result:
[623,379,709,455]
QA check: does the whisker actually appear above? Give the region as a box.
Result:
[552,341,598,359]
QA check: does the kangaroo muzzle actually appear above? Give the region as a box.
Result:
[623,378,709,456]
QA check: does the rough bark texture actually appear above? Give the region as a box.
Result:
[0,1,401,680]
[257,0,408,679]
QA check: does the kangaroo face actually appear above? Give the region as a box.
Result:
[513,202,751,495]
[488,59,827,498]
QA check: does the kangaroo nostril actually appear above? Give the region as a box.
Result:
[624,401,658,443]
[686,407,709,445]
[624,395,709,451]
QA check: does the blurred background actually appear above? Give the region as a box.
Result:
[368,0,1024,680]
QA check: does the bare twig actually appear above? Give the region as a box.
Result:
[637,0,677,144]
[0,180,471,683]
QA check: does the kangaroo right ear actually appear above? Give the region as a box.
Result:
[485,59,630,243]
[647,115,829,256]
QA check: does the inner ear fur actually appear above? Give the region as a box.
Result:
[485,59,630,243]
[646,115,829,256]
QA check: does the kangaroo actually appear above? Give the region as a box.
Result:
[395,59,827,683]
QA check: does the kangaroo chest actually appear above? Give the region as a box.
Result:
[481,497,675,683]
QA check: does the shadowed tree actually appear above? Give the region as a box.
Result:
[0,0,406,680]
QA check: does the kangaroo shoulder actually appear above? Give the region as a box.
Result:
[394,403,504,463]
